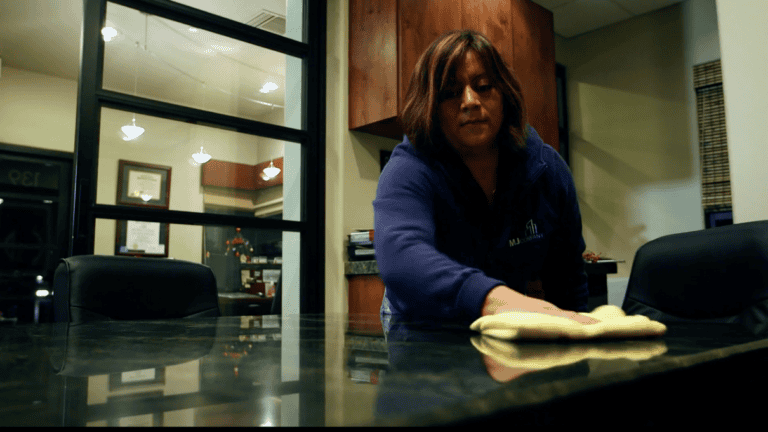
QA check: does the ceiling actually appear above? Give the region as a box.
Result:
[531,0,685,38]
[0,0,686,106]
[0,0,290,122]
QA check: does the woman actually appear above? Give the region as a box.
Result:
[373,30,598,331]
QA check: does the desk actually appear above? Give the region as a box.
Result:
[2,315,767,426]
[218,293,273,316]
[585,259,624,310]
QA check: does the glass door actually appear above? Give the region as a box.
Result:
[71,0,325,316]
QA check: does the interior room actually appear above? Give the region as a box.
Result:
[2,0,767,427]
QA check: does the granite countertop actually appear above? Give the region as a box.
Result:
[345,260,379,275]
[3,315,768,426]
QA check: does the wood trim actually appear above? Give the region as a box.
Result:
[349,116,403,141]
[201,158,283,190]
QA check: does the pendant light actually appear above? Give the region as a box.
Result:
[192,146,212,164]
[121,115,145,140]
[263,160,280,179]
[190,83,213,165]
[122,17,146,141]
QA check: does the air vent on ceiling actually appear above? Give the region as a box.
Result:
[248,10,286,35]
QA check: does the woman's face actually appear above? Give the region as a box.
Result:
[437,50,504,156]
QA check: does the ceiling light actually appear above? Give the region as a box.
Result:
[102,26,117,42]
[192,146,212,164]
[122,37,145,141]
[260,82,278,93]
[121,116,145,140]
[263,160,280,179]
[0,198,3,205]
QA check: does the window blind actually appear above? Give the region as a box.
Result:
[694,60,731,212]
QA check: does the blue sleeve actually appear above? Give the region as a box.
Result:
[540,151,589,312]
[373,155,506,319]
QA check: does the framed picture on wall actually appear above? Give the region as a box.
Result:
[115,220,170,257]
[109,368,166,390]
[117,160,171,209]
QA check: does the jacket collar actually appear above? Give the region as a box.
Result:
[392,125,547,209]
[394,125,549,189]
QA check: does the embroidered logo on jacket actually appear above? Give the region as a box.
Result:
[509,219,544,247]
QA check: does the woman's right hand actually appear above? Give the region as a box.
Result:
[481,286,599,325]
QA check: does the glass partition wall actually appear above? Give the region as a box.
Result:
[72,0,325,316]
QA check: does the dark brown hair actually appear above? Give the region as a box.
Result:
[400,30,528,158]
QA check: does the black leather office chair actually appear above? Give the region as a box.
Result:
[53,255,220,323]
[49,320,217,376]
[622,220,768,332]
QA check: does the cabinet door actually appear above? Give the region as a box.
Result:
[349,0,398,133]
[511,0,559,150]
[461,0,514,70]
[349,0,557,146]
[398,0,461,113]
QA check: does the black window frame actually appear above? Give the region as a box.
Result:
[71,0,326,315]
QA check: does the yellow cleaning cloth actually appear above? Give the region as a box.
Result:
[470,335,668,370]
[470,305,667,340]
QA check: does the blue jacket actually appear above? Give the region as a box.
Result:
[374,126,589,323]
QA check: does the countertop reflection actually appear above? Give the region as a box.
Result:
[3,314,768,426]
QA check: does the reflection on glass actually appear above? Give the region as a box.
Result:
[94,219,294,317]
[103,2,302,128]
[171,0,304,43]
[96,107,301,222]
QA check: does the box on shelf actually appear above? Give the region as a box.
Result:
[349,229,374,243]
[348,244,375,261]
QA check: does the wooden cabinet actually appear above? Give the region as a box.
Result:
[349,0,558,150]
[347,274,385,335]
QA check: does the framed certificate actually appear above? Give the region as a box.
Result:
[117,160,171,209]
[109,368,166,390]
[115,220,170,257]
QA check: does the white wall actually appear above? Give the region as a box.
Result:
[325,0,400,318]
[556,0,721,305]
[0,66,77,152]
[325,0,399,425]
[715,0,768,223]
[556,1,722,283]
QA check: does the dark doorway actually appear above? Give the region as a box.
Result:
[0,143,72,323]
